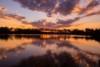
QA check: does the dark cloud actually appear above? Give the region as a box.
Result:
[13,0,80,16]
[24,19,47,28]
[32,20,57,29]
[57,17,81,27]
[32,20,45,27]
[85,11,100,17]
[22,19,58,29]
[23,17,82,28]
[55,0,80,15]
[12,0,100,28]
[0,12,25,21]
[7,14,25,20]
[79,0,100,14]
[45,23,57,28]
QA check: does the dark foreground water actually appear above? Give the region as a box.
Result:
[0,34,100,67]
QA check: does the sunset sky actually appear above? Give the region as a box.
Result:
[0,0,100,29]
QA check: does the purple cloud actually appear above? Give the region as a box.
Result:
[13,0,80,16]
[79,0,99,14]
[12,0,100,28]
[57,17,81,27]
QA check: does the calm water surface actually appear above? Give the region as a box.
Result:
[0,34,100,67]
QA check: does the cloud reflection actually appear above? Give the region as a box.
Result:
[0,34,100,67]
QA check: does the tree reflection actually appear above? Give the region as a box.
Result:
[13,52,78,67]
[0,34,99,43]
[0,34,100,67]
[0,34,11,40]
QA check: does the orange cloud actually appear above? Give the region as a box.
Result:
[0,7,7,12]
[0,7,36,29]
[72,5,82,13]
[58,22,100,30]
[0,16,34,28]
[0,17,36,29]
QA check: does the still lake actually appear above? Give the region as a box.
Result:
[0,34,100,67]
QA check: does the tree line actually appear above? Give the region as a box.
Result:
[0,27,100,36]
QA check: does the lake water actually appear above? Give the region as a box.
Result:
[0,34,100,67]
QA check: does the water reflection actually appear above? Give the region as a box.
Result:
[0,34,100,67]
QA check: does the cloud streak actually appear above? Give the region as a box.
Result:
[79,0,100,14]
[13,0,80,16]
[85,11,100,17]
[7,14,25,21]
[0,8,34,28]
[56,17,81,27]
[0,7,7,12]
[1,0,99,29]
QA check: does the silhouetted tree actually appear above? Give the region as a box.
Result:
[0,27,100,38]
[0,27,11,34]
